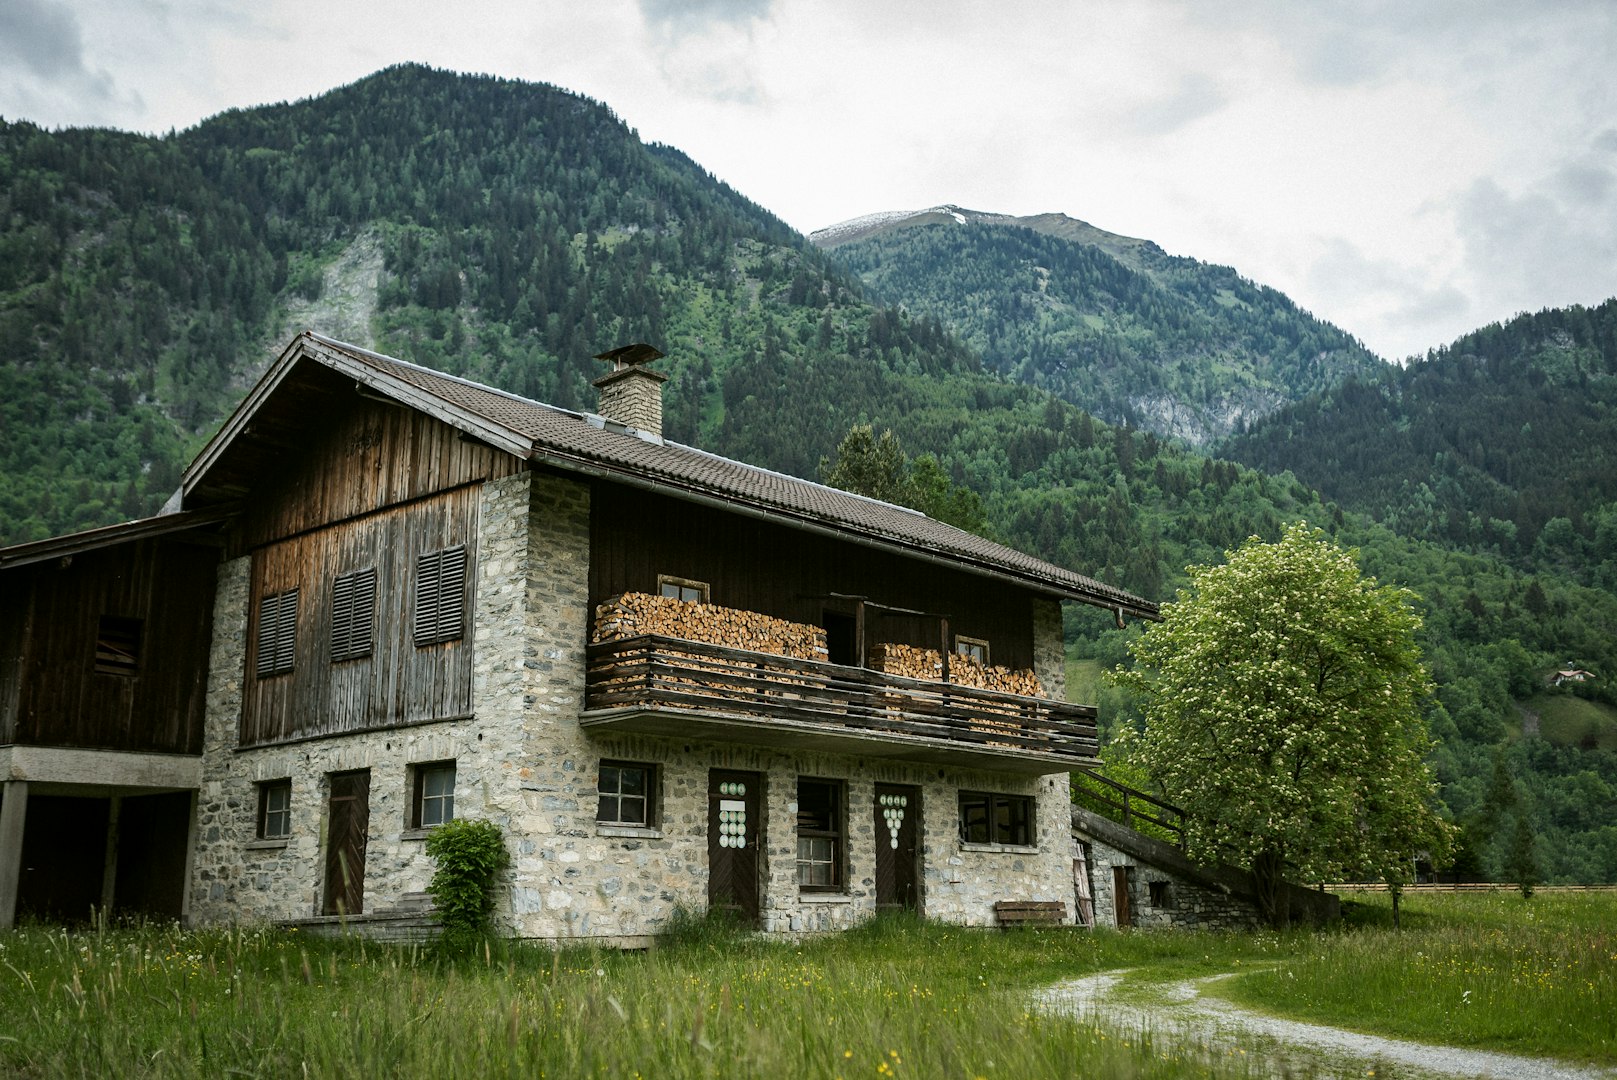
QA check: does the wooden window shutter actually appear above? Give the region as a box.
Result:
[414,545,467,647]
[256,588,299,678]
[331,567,377,662]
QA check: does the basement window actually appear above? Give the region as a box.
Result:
[94,615,143,675]
[330,567,377,662]
[658,575,709,604]
[414,546,467,647]
[255,588,299,678]
[959,790,1034,846]
[796,779,845,892]
[412,761,456,828]
[257,780,292,840]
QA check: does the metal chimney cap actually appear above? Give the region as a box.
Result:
[592,343,664,368]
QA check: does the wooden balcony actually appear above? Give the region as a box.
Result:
[582,635,1099,774]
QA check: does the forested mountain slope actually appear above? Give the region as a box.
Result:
[0,66,1611,883]
[1224,301,1617,589]
[814,206,1381,446]
[0,63,971,542]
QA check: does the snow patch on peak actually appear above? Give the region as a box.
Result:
[809,204,978,247]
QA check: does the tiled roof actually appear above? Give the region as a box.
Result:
[296,333,1158,617]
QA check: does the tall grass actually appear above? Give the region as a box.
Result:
[0,917,1277,1079]
[1215,889,1617,1064]
[3,894,1609,1076]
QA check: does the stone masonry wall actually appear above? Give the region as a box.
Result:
[1078,832,1261,931]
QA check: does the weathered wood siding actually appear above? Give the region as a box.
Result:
[231,392,521,556]
[588,485,1036,670]
[0,539,217,753]
[240,485,479,746]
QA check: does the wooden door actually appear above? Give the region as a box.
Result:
[324,770,370,916]
[873,784,920,912]
[1113,865,1132,928]
[707,769,761,925]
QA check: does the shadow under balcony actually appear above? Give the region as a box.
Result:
[581,635,1099,774]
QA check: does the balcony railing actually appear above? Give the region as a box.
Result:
[582,635,1099,773]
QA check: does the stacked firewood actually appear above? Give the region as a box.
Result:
[593,592,828,661]
[868,643,1045,698]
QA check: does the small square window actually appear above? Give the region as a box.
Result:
[657,575,709,604]
[959,790,1034,846]
[796,778,845,891]
[954,636,989,666]
[258,780,292,840]
[1148,880,1170,907]
[255,588,299,677]
[413,762,456,828]
[95,615,143,675]
[597,761,657,827]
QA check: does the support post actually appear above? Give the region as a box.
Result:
[0,780,29,929]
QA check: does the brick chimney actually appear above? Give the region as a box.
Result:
[592,343,667,438]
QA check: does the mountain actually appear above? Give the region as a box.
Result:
[812,205,1382,446]
[0,66,1612,883]
[1223,300,1617,587]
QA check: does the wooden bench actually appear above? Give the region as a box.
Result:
[993,900,1066,928]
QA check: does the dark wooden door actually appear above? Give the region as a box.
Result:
[324,770,370,916]
[1113,865,1132,928]
[707,769,761,925]
[873,784,920,912]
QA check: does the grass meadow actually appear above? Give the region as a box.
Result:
[0,891,1610,1078]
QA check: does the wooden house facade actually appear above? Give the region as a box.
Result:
[1,332,1155,939]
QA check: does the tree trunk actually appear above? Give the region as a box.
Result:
[1250,849,1289,928]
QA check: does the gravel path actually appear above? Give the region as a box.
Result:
[1036,969,1616,1079]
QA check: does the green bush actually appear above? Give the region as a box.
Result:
[424,818,509,943]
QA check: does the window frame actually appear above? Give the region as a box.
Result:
[255,588,300,678]
[795,778,846,893]
[596,760,658,829]
[958,790,1035,847]
[413,546,467,648]
[257,779,292,840]
[94,615,144,676]
[411,761,457,829]
[330,566,377,663]
[954,635,990,667]
[657,574,709,604]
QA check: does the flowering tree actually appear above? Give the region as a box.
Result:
[1113,523,1453,925]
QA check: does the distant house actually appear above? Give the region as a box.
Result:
[1550,667,1596,687]
[1,332,1155,941]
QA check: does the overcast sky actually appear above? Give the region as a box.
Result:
[3,0,1615,361]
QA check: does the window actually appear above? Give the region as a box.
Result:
[954,636,989,666]
[258,780,292,839]
[413,762,456,828]
[255,588,299,677]
[330,567,376,662]
[597,761,656,827]
[959,790,1034,846]
[413,546,467,647]
[796,779,845,891]
[657,575,709,604]
[95,615,143,675]
[1148,880,1170,907]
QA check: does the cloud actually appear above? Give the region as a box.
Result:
[0,0,90,79]
[1122,72,1227,136]
[639,0,772,36]
[1306,237,1472,358]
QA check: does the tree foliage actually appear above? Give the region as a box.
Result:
[819,424,991,536]
[1114,524,1454,922]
